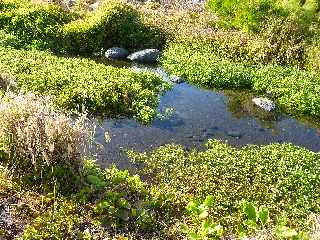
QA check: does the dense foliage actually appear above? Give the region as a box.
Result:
[0,0,76,50]
[0,0,165,52]
[206,0,320,33]
[129,140,320,234]
[0,47,169,122]
[60,0,165,53]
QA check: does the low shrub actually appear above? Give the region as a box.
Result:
[0,0,76,50]
[128,140,320,234]
[206,0,319,33]
[206,0,281,32]
[161,42,320,118]
[0,47,170,122]
[60,0,165,53]
[19,160,178,239]
[205,0,319,68]
[0,92,90,190]
[0,0,165,53]
[305,32,320,72]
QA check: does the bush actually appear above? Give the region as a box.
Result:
[206,0,280,32]
[206,0,319,33]
[161,41,320,118]
[128,140,320,234]
[0,0,165,53]
[0,47,169,122]
[305,32,320,72]
[60,0,165,53]
[0,0,75,50]
[19,160,178,239]
[0,92,90,189]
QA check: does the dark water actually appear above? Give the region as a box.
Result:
[93,65,320,169]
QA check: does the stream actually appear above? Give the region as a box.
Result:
[93,64,320,169]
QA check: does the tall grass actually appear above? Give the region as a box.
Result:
[0,92,91,186]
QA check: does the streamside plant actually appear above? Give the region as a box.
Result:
[0,92,91,190]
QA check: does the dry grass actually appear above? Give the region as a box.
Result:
[0,72,17,92]
[308,214,320,240]
[0,92,92,178]
[132,1,217,40]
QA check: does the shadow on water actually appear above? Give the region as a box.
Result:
[91,62,320,169]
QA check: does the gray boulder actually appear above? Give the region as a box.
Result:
[127,49,161,64]
[252,97,276,112]
[105,47,129,60]
[170,75,185,84]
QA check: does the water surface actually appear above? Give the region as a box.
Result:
[93,65,320,169]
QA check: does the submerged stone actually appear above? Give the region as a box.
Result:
[252,97,276,112]
[127,49,160,64]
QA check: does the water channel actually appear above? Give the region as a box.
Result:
[92,64,320,169]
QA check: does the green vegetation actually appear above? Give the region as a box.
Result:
[1,0,320,239]
[206,0,320,33]
[60,0,164,53]
[0,0,76,50]
[0,47,169,122]
[129,140,320,235]
[0,0,165,52]
[0,93,175,239]
[0,0,169,122]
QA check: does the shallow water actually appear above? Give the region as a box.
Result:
[93,65,320,169]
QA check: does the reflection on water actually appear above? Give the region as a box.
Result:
[92,65,320,169]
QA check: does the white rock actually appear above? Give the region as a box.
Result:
[252,97,276,112]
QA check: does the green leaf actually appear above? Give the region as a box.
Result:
[243,202,257,221]
[243,219,258,230]
[188,232,201,240]
[186,201,199,214]
[258,207,269,226]
[204,195,215,208]
[131,208,137,217]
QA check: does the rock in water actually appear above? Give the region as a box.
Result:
[127,49,160,64]
[252,97,276,112]
[170,75,185,84]
[105,47,129,60]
